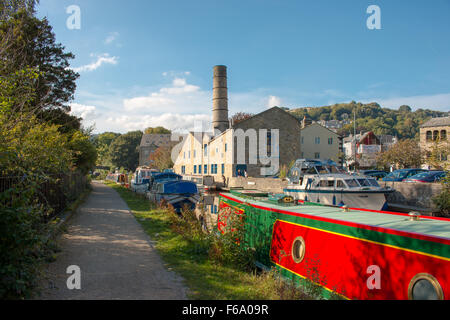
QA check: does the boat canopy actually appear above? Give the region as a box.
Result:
[152,172,182,182]
[160,180,198,194]
[288,159,343,183]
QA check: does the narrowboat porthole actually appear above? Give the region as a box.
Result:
[291,236,306,263]
[408,273,444,300]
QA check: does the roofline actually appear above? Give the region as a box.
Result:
[232,106,302,128]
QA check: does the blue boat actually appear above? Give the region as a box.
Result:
[130,167,160,193]
[150,172,182,188]
[148,180,200,213]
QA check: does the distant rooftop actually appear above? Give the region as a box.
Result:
[420,116,450,128]
[140,133,172,148]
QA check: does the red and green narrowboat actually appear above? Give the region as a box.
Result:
[218,189,450,300]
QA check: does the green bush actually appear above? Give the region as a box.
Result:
[0,187,56,299]
[433,174,450,217]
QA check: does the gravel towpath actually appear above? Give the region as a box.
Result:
[37,181,187,300]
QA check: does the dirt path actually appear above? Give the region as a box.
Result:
[37,181,187,300]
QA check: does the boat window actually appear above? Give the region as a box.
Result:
[336,180,346,188]
[291,237,306,264]
[316,166,329,174]
[319,180,335,187]
[357,179,371,187]
[368,179,380,187]
[345,179,359,188]
[408,273,443,300]
[305,167,317,174]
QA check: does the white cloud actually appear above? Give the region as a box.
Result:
[98,113,211,134]
[362,93,450,112]
[72,53,118,73]
[70,103,98,119]
[123,77,205,113]
[104,32,119,44]
[267,95,282,108]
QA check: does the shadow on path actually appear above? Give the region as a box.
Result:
[36,181,187,300]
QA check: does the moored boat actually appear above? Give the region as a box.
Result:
[149,180,200,213]
[218,189,450,300]
[130,166,159,193]
[284,159,394,211]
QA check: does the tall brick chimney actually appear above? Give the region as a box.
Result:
[212,65,229,135]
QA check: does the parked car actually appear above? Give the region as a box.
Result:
[360,170,388,180]
[382,169,429,182]
[404,171,447,183]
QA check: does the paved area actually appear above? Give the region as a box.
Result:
[37,181,188,300]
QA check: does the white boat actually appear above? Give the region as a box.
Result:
[130,166,159,194]
[283,159,394,211]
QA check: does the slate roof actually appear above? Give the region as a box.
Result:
[420,116,450,128]
[139,134,172,148]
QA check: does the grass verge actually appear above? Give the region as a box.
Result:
[105,181,325,300]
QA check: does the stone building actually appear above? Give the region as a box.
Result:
[173,65,302,180]
[300,122,343,166]
[139,134,175,167]
[419,116,450,168]
[173,106,303,180]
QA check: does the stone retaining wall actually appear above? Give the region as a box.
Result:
[381,181,442,212]
[227,177,443,213]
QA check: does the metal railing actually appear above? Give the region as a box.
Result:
[0,172,88,221]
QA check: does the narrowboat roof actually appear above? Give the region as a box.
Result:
[153,172,182,181]
[222,192,450,241]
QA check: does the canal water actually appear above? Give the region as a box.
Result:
[195,191,224,232]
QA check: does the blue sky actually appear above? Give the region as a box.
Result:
[37,0,450,133]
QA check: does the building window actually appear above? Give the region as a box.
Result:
[194,165,197,174]
[204,164,208,174]
[225,143,228,152]
[433,131,439,141]
[315,152,320,159]
[183,152,186,159]
[204,144,208,157]
[222,164,225,174]
[328,138,333,145]
[267,131,272,155]
[194,150,196,158]
[426,131,432,141]
[301,137,304,144]
[181,166,186,174]
[441,130,447,141]
[188,151,190,159]
[315,137,320,144]
[199,165,202,174]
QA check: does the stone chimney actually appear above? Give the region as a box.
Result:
[212,65,229,135]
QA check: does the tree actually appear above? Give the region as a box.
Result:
[109,131,143,171]
[0,10,79,114]
[425,138,450,170]
[93,132,121,166]
[376,139,423,169]
[68,131,98,174]
[230,112,253,125]
[399,105,412,113]
[148,146,174,171]
[144,126,171,134]
[0,0,38,20]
